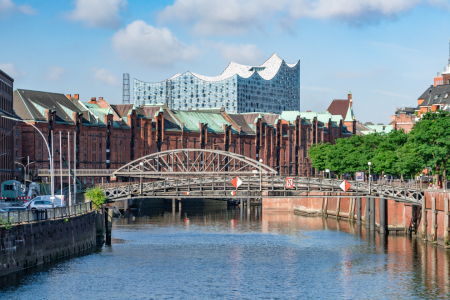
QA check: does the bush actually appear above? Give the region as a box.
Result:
[85,187,106,210]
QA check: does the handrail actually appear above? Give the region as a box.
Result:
[0,202,93,225]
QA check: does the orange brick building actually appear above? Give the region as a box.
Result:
[13,89,355,185]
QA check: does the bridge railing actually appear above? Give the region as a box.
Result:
[0,202,93,225]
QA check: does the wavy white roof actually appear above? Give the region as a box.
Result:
[190,53,298,82]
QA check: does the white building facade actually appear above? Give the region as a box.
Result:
[134,53,300,114]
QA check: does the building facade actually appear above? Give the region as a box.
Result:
[0,69,16,184]
[390,107,417,133]
[134,53,300,114]
[13,89,353,185]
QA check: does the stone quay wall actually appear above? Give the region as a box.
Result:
[0,211,97,277]
[263,190,450,247]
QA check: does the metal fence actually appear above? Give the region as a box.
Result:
[0,202,93,225]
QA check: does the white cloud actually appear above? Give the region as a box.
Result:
[91,68,120,86]
[112,20,199,67]
[213,43,265,65]
[0,63,27,79]
[46,66,67,81]
[68,0,126,29]
[0,0,37,16]
[159,0,446,35]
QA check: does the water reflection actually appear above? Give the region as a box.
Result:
[1,205,450,299]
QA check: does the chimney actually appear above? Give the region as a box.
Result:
[89,97,97,104]
[66,94,72,99]
[99,97,103,101]
[348,91,352,107]
[307,110,311,112]
[74,94,79,99]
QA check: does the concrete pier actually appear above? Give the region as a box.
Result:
[357,197,361,226]
[370,197,375,231]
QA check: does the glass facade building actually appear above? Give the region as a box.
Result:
[134,53,300,114]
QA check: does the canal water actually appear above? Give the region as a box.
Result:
[1,205,450,299]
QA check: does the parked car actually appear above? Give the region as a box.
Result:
[25,199,54,210]
[24,195,66,210]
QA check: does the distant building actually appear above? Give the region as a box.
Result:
[434,39,450,87]
[133,53,300,114]
[326,92,356,134]
[0,68,16,183]
[416,84,450,116]
[390,107,417,133]
[358,122,395,135]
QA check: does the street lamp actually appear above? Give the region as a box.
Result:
[325,169,330,179]
[2,115,55,207]
[139,162,144,194]
[368,162,372,194]
[259,159,263,192]
[15,160,35,182]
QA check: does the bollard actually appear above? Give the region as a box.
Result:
[357,197,361,226]
[365,197,370,228]
[370,197,375,231]
[431,197,436,243]
[380,197,386,234]
[422,194,427,240]
[445,198,449,247]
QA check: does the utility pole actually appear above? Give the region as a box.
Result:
[74,132,77,204]
[59,132,63,197]
[68,132,72,206]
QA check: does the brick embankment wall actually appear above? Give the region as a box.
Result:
[0,211,97,277]
[263,192,414,233]
[418,190,450,247]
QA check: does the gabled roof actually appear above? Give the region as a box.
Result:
[417,84,450,107]
[170,109,238,134]
[13,89,85,124]
[327,99,350,120]
[226,114,255,134]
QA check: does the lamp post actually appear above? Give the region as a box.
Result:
[15,160,35,182]
[420,173,423,190]
[259,159,263,192]
[2,115,55,207]
[139,162,144,194]
[368,162,371,194]
[325,169,330,179]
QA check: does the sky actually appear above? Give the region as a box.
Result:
[1,0,450,124]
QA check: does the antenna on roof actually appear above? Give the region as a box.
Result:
[448,38,450,65]
[123,73,130,104]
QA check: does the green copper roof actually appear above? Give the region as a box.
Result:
[361,124,395,135]
[171,110,238,134]
[344,103,355,122]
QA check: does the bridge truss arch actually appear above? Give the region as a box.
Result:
[113,148,277,178]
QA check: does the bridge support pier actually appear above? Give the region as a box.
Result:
[179,200,182,212]
[105,208,113,246]
[380,197,386,234]
[247,197,251,215]
[370,197,375,231]
[357,197,361,226]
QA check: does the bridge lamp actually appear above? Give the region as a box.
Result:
[139,162,144,194]
[259,159,263,193]
[368,162,372,194]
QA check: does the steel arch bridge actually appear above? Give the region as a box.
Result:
[113,149,277,178]
[102,176,424,205]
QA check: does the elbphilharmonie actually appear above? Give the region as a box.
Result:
[134,53,300,114]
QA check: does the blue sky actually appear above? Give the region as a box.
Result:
[1,0,450,123]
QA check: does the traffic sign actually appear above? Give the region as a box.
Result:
[231,176,242,189]
[231,191,236,196]
[286,177,294,189]
[185,192,190,195]
[340,180,351,192]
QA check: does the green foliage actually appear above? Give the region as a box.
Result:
[308,110,450,183]
[0,217,13,230]
[85,187,106,210]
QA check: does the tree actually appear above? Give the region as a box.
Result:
[408,110,450,187]
[85,187,106,210]
[308,142,331,174]
[372,130,408,177]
